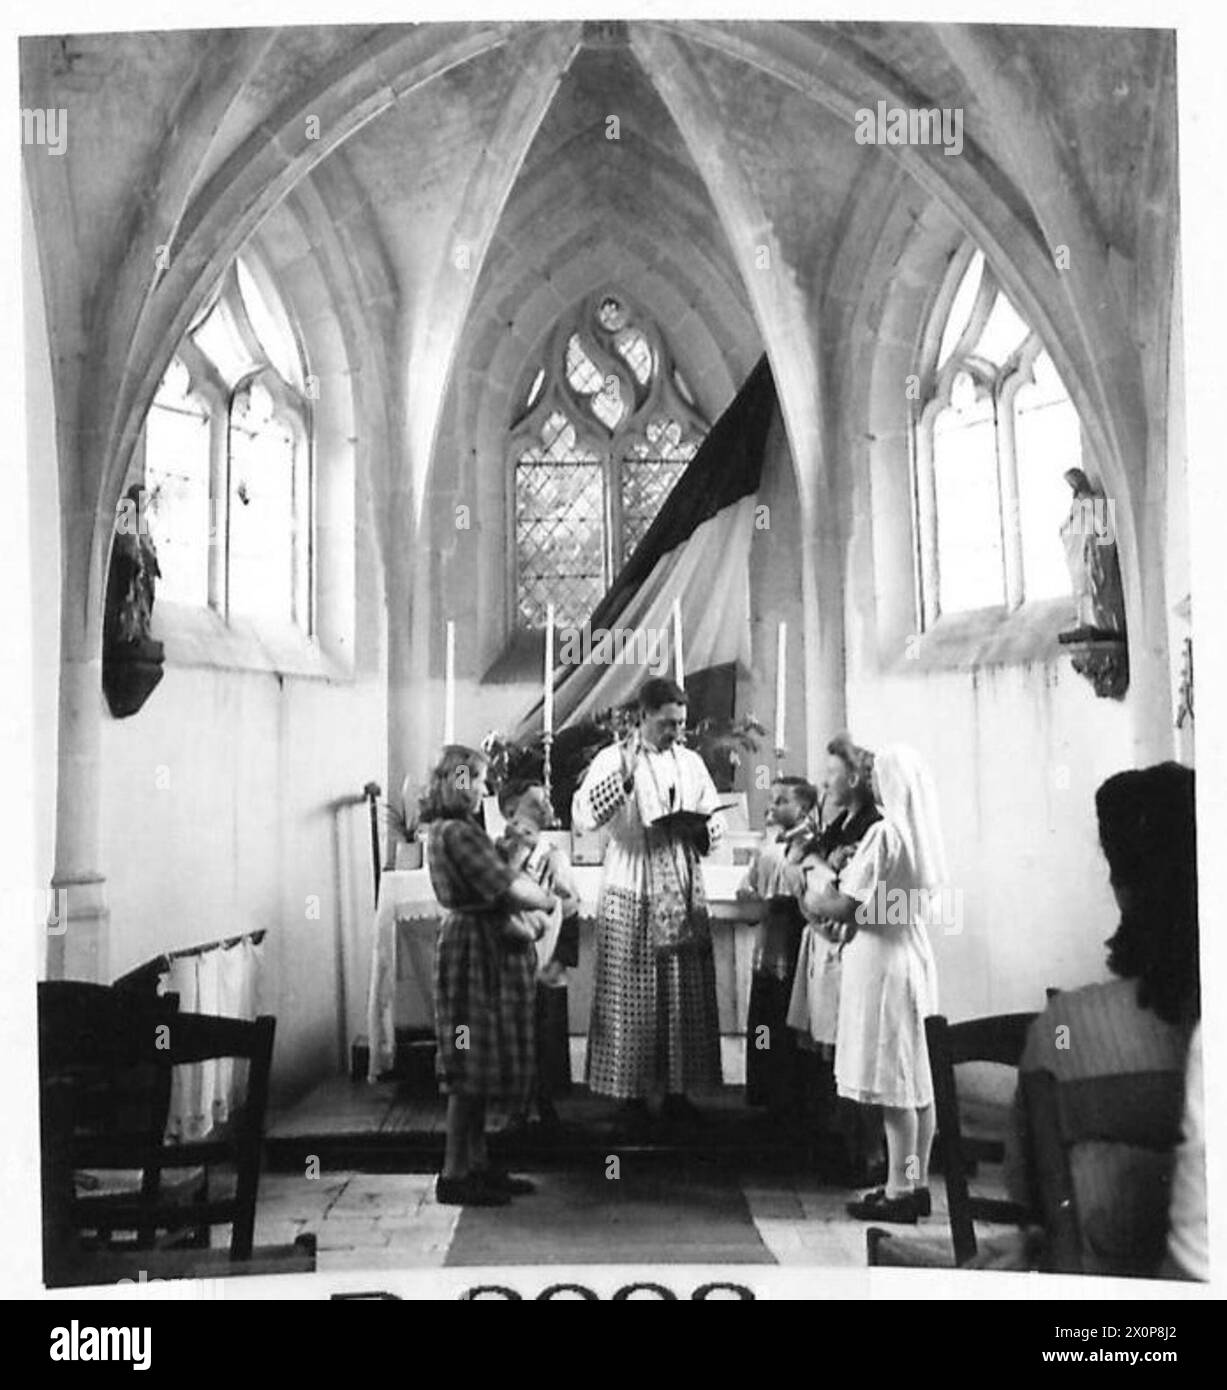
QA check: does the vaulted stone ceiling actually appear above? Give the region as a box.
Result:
[25,21,1172,339]
[21,19,1177,617]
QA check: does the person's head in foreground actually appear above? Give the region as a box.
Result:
[1096,762,1199,1026]
[768,775,818,832]
[822,733,875,818]
[419,745,489,822]
[638,677,687,751]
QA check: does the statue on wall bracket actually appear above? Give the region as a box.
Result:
[102,484,165,718]
[1057,467,1129,699]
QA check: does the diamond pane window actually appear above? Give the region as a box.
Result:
[620,418,696,559]
[591,375,625,431]
[566,335,603,396]
[615,329,653,385]
[515,443,605,630]
[597,296,628,332]
[511,293,708,629]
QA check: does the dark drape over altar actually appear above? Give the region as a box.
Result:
[516,353,778,740]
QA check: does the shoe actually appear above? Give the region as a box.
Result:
[475,1167,536,1196]
[536,1100,561,1128]
[845,1187,920,1224]
[914,1186,931,1218]
[435,1174,510,1207]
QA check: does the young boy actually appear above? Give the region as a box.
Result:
[497,780,581,1128]
[737,776,819,1121]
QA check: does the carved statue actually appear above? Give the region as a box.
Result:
[1059,468,1126,641]
[102,484,165,717]
[111,485,161,642]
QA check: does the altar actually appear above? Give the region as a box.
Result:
[364,860,762,1083]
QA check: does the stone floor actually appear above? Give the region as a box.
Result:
[254,1075,1018,1272]
[245,1167,966,1270]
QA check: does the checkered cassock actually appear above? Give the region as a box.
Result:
[427,817,534,1101]
[573,745,723,1100]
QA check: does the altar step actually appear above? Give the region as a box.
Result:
[265,1077,831,1175]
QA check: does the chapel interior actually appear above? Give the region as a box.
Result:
[19,19,1195,1280]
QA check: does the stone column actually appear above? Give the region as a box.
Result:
[47,493,111,983]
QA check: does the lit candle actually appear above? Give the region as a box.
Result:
[774,619,787,753]
[672,597,685,687]
[444,620,455,745]
[543,603,555,736]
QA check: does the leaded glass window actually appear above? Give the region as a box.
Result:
[914,246,1086,623]
[510,292,708,629]
[145,356,212,606]
[142,251,312,629]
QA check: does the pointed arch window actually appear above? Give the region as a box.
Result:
[913,246,1084,625]
[510,292,708,630]
[144,355,212,606]
[143,252,313,630]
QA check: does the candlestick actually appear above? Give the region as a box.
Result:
[444,620,456,745]
[774,619,787,759]
[543,603,555,736]
[672,597,685,688]
[542,731,554,806]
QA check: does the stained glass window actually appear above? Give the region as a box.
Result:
[621,419,697,563]
[511,293,708,629]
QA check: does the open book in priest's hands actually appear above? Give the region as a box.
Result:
[651,804,739,837]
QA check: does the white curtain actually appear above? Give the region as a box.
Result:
[163,937,263,1143]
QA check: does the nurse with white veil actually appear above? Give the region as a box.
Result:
[801,744,948,1223]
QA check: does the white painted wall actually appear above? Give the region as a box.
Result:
[844,657,1133,1022]
[100,667,385,1106]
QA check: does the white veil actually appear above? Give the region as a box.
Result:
[873,744,949,892]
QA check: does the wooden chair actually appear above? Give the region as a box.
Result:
[926,1011,1035,1265]
[39,983,184,1267]
[1021,1067,1185,1277]
[867,1010,1037,1268]
[39,981,309,1286]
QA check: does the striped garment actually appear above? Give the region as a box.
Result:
[1010,977,1193,1277]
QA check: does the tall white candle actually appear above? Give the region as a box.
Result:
[444,620,456,745]
[543,603,555,736]
[672,597,685,687]
[774,619,787,752]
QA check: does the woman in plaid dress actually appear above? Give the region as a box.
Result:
[421,746,558,1206]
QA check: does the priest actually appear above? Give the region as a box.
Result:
[572,677,725,1130]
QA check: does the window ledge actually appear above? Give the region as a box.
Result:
[481,628,546,685]
[152,600,353,682]
[889,595,1078,674]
